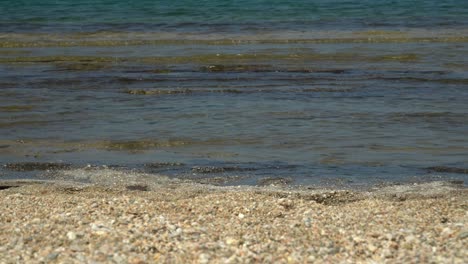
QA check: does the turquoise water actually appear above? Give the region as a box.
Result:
[0,1,467,188]
[2,0,468,31]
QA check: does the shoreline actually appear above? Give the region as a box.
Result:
[1,163,467,191]
[1,179,466,263]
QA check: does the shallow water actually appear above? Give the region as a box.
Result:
[1,1,467,188]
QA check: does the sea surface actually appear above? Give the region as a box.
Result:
[1,0,467,188]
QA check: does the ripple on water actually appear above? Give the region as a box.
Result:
[0,105,35,112]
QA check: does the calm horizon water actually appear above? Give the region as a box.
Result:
[1,0,467,188]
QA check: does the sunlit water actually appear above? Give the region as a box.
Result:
[1,1,467,188]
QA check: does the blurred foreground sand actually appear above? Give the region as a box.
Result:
[0,180,466,263]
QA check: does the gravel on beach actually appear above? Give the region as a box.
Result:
[0,178,466,263]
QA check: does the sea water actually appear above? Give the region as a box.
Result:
[1,0,467,188]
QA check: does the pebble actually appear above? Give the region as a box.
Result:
[457,231,468,240]
[198,253,210,264]
[45,252,58,261]
[367,244,377,252]
[90,222,111,235]
[66,231,77,241]
[382,248,393,258]
[405,234,416,243]
[225,237,239,246]
[170,228,183,237]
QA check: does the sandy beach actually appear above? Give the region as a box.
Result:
[0,177,466,263]
[2,1,468,263]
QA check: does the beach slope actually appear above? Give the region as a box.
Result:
[0,180,466,263]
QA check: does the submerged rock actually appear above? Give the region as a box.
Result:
[426,166,468,174]
[3,162,71,171]
[0,105,34,112]
[191,166,231,174]
[448,180,464,185]
[126,185,149,191]
[53,62,108,72]
[0,185,20,190]
[151,69,171,74]
[98,139,188,151]
[374,53,419,62]
[195,175,246,185]
[257,177,293,186]
[210,89,244,94]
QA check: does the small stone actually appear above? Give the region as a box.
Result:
[66,231,77,241]
[46,252,59,261]
[238,213,245,219]
[76,254,86,262]
[441,227,453,237]
[225,237,239,246]
[90,222,111,235]
[129,257,146,264]
[113,254,125,263]
[170,228,182,237]
[396,194,406,201]
[367,244,377,252]
[225,254,237,263]
[405,235,416,243]
[278,198,293,209]
[458,231,468,240]
[198,253,210,264]
[353,236,365,243]
[382,249,393,258]
[70,244,84,252]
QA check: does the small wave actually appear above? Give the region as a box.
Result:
[90,139,190,152]
[0,105,35,112]
[200,64,273,72]
[191,166,257,174]
[122,87,356,96]
[123,88,260,95]
[49,62,110,72]
[372,53,419,62]
[374,76,468,85]
[2,35,468,48]
[388,112,468,125]
[47,167,173,187]
[0,120,50,128]
[0,53,437,73]
[302,88,354,93]
[144,162,185,169]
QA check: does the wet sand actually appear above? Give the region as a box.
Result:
[0,179,466,263]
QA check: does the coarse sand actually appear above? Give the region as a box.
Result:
[0,178,466,263]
